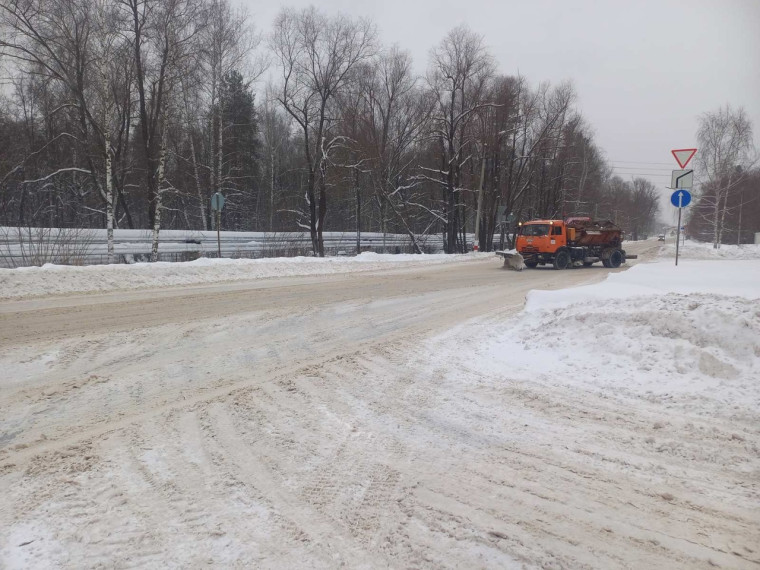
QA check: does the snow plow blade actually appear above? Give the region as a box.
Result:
[495,250,524,271]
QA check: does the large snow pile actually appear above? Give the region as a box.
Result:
[525,259,760,309]
[0,252,488,300]
[661,239,760,260]
[451,259,760,412]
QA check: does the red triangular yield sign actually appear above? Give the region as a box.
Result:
[671,148,697,169]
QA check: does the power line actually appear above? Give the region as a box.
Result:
[612,172,671,178]
[610,166,673,172]
[609,160,674,166]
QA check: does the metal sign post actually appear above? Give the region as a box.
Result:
[671,189,691,266]
[668,147,697,267]
[210,192,225,258]
[675,199,682,266]
[216,211,221,257]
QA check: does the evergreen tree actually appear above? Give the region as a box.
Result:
[219,70,260,229]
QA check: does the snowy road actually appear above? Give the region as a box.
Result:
[2,241,758,569]
[1,256,621,468]
[0,256,616,344]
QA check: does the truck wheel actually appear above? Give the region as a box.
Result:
[524,260,538,268]
[553,250,570,270]
[608,250,623,268]
[601,248,612,267]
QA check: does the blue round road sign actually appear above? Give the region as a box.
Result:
[670,189,691,208]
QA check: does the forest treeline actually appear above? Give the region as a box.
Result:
[4,0,740,258]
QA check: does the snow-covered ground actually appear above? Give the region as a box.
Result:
[662,239,760,260]
[1,241,758,568]
[416,250,759,566]
[444,258,760,420]
[0,252,487,300]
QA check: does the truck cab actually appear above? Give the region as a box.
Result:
[516,220,567,257]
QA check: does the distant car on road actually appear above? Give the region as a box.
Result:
[657,234,666,241]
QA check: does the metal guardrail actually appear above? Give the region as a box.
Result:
[0,227,446,267]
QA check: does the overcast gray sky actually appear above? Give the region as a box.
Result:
[242,0,759,216]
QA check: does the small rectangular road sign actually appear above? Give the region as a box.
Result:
[211,192,225,212]
[671,169,694,189]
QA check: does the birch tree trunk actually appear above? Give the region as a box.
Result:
[355,167,361,255]
[181,81,208,230]
[216,100,223,198]
[151,119,169,262]
[105,131,114,263]
[380,197,387,253]
[712,190,721,249]
[189,132,208,230]
[270,148,275,231]
[717,178,732,248]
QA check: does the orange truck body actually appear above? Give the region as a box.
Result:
[515,217,632,269]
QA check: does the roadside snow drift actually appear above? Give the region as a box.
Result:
[662,240,760,260]
[0,252,487,300]
[462,260,760,409]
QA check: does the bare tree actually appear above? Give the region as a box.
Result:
[475,77,576,248]
[345,47,432,253]
[177,68,208,229]
[628,177,660,240]
[696,105,755,248]
[90,0,133,261]
[270,6,376,256]
[119,0,204,259]
[1,0,139,250]
[260,83,293,231]
[425,24,494,253]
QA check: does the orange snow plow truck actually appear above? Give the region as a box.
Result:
[516,217,637,269]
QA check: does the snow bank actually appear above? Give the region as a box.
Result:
[525,259,760,310]
[661,240,760,260]
[455,259,760,411]
[0,252,489,300]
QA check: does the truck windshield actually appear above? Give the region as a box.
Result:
[520,224,550,237]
